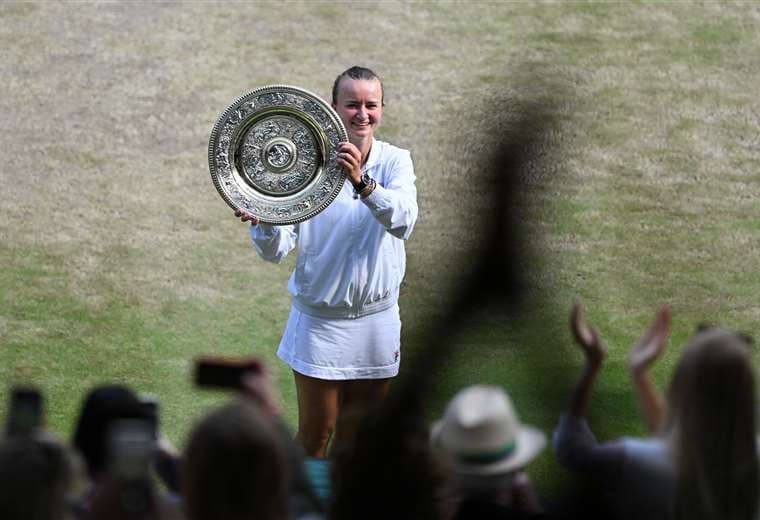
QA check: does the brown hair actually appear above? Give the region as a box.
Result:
[666,328,758,520]
[182,400,289,520]
[331,66,384,106]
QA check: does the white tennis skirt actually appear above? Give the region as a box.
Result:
[276,302,401,380]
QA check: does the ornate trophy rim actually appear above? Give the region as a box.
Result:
[208,84,349,225]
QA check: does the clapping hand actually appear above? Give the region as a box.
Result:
[571,299,607,369]
[628,305,671,432]
[628,305,671,377]
[566,300,607,417]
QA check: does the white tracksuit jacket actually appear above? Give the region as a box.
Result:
[250,138,418,319]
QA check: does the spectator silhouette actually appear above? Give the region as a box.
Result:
[432,385,547,519]
[0,431,80,520]
[182,400,289,520]
[71,385,183,520]
[183,366,324,520]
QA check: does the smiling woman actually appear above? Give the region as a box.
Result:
[235,66,419,458]
[332,67,384,149]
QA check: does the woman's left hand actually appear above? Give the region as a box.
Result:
[628,305,671,377]
[336,141,363,186]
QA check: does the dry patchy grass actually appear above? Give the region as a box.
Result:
[1,1,759,491]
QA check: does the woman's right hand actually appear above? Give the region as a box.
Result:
[567,299,607,418]
[234,208,259,226]
[571,299,607,369]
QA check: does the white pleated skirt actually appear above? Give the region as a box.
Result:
[276,302,401,380]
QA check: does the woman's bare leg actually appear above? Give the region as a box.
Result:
[293,371,340,458]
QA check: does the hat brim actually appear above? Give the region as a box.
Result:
[431,421,547,476]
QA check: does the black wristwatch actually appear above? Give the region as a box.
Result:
[354,172,371,193]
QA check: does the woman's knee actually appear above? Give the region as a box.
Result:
[297,418,335,457]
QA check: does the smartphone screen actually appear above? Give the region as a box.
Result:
[109,418,157,517]
[109,418,154,481]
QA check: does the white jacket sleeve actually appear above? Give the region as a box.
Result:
[361,150,418,240]
[249,223,297,264]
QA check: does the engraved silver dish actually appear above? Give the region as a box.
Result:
[208,85,348,225]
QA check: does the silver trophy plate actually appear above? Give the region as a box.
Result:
[208,85,348,225]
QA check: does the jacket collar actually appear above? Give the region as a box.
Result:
[363,137,381,172]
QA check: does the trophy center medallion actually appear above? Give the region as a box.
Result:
[263,137,297,172]
[237,114,322,198]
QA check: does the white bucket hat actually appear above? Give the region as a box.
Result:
[431,385,546,475]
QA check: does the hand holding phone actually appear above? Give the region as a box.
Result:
[194,356,263,390]
[6,387,43,437]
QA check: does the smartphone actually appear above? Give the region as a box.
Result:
[109,418,156,517]
[6,387,43,437]
[109,418,154,480]
[194,355,262,390]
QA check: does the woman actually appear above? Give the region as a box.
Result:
[235,66,418,457]
[554,301,758,520]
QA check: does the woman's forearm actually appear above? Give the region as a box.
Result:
[568,361,602,418]
[630,369,666,433]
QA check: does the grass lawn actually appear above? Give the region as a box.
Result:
[1,1,759,496]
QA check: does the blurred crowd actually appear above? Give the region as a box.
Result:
[1,300,756,520]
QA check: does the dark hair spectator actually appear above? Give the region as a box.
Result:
[72,385,147,479]
[182,399,289,520]
[329,400,446,520]
[0,433,79,520]
[71,385,184,520]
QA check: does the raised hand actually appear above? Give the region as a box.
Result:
[571,299,607,369]
[628,305,671,432]
[628,305,671,377]
[567,299,607,418]
[336,141,363,186]
[239,362,281,417]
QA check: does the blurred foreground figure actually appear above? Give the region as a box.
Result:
[555,301,758,520]
[0,432,79,520]
[184,364,324,520]
[72,385,184,520]
[433,385,548,520]
[183,400,289,520]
